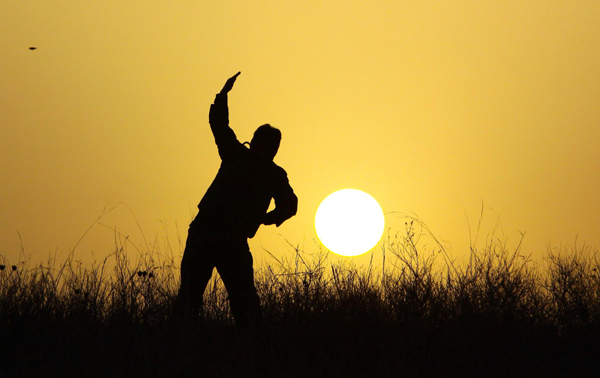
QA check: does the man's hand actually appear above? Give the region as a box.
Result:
[220,71,241,95]
[262,212,284,227]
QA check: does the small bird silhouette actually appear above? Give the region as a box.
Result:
[29,47,37,50]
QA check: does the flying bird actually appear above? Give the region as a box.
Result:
[29,47,37,50]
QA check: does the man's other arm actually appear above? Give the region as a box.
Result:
[263,173,298,227]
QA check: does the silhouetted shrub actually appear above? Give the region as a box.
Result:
[1,220,599,377]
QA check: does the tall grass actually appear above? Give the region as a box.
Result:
[1,219,599,377]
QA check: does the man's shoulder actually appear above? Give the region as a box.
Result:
[269,161,289,178]
[221,140,248,161]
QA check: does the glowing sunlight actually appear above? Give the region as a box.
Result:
[315,189,385,257]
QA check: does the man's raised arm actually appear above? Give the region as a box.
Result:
[208,72,241,159]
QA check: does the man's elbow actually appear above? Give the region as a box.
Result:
[289,194,298,217]
[272,195,298,227]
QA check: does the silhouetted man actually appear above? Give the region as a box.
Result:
[174,72,298,330]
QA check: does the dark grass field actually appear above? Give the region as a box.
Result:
[1,221,599,377]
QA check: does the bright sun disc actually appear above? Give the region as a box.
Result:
[315,189,385,257]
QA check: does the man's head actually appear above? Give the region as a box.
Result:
[250,124,281,161]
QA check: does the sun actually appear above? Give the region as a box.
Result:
[315,189,385,257]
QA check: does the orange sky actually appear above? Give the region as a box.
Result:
[2,1,599,267]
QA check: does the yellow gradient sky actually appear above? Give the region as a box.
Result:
[2,1,599,266]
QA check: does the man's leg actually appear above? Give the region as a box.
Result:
[173,227,216,322]
[217,242,262,330]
